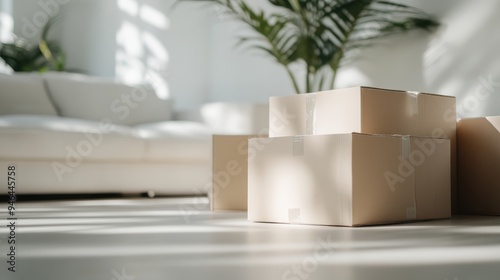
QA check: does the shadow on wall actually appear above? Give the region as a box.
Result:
[336,32,431,91]
[425,0,500,118]
[337,0,500,118]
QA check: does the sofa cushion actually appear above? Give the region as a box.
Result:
[0,73,58,116]
[136,121,212,163]
[43,72,173,126]
[0,115,145,161]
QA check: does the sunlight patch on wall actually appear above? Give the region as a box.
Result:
[115,50,145,84]
[0,0,14,73]
[116,21,144,83]
[335,68,371,89]
[116,0,170,99]
[422,0,500,118]
[145,69,169,99]
[116,21,144,57]
[117,0,138,17]
[0,12,13,42]
[140,4,170,30]
[142,31,169,65]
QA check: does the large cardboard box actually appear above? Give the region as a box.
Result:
[211,135,259,211]
[458,116,500,215]
[269,86,458,212]
[248,133,451,227]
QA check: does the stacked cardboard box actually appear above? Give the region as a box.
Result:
[457,116,500,215]
[211,134,267,211]
[249,86,456,226]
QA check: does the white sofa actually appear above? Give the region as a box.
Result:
[0,72,268,195]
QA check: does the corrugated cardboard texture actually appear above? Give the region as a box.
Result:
[212,135,257,211]
[269,86,457,213]
[248,134,450,227]
[458,116,500,215]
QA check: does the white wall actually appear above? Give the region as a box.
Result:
[5,0,211,111]
[207,0,295,103]
[340,0,500,119]
[3,0,500,117]
[209,0,500,118]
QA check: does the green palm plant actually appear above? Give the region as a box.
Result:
[188,0,439,93]
[0,17,65,72]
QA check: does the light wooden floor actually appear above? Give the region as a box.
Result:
[1,197,500,280]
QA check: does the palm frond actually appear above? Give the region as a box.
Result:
[0,16,65,72]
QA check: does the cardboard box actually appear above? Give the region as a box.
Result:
[458,116,500,215]
[211,135,259,211]
[248,133,451,227]
[269,86,456,138]
[269,86,458,212]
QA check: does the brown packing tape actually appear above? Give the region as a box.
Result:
[407,91,420,116]
[305,94,317,135]
[401,135,410,159]
[406,91,420,136]
[290,137,304,224]
[293,136,304,156]
[288,208,301,224]
[401,136,417,220]
[406,207,417,219]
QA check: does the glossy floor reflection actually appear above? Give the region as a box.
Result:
[1,197,499,280]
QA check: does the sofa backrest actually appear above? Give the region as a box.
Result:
[0,73,59,116]
[43,72,173,126]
